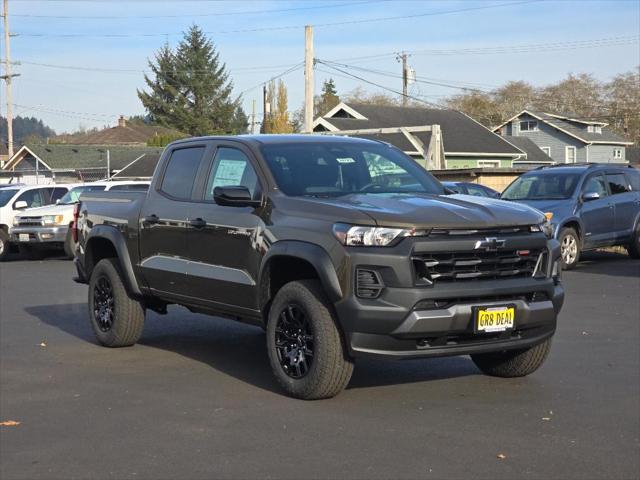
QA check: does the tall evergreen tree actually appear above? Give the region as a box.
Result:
[138,26,247,136]
[316,78,340,116]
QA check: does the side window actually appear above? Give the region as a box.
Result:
[204,148,258,200]
[51,187,68,202]
[582,174,608,197]
[160,147,205,200]
[14,189,44,209]
[625,171,640,191]
[466,184,490,197]
[606,173,629,195]
[109,184,149,192]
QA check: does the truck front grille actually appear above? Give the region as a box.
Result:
[16,217,43,226]
[413,248,544,285]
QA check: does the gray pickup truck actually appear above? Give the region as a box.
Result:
[74,135,564,399]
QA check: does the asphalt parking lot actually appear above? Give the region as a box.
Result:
[1,251,639,480]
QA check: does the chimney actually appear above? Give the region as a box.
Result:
[118,115,127,128]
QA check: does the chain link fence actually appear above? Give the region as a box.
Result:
[0,167,110,185]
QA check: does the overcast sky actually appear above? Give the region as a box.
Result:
[4,0,640,133]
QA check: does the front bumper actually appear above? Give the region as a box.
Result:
[11,225,68,244]
[332,234,564,359]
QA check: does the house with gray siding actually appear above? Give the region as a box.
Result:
[493,110,633,165]
[313,102,526,169]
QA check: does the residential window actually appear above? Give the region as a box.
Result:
[519,120,538,132]
[565,146,577,163]
[160,146,205,200]
[540,147,551,156]
[595,126,602,134]
[613,148,622,159]
[477,160,500,168]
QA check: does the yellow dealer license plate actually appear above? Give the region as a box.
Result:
[474,305,515,333]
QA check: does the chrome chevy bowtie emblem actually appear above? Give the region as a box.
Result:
[474,237,506,252]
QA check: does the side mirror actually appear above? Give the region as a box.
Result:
[14,200,28,210]
[582,192,600,202]
[213,186,261,207]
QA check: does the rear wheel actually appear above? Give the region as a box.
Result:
[558,227,580,270]
[626,224,640,259]
[88,258,145,347]
[266,280,354,400]
[471,338,552,377]
[0,230,10,261]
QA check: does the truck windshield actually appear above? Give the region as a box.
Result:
[502,172,581,200]
[58,185,106,204]
[260,141,443,197]
[0,189,18,207]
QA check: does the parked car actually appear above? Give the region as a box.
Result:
[442,181,500,198]
[74,135,564,399]
[501,163,640,269]
[0,184,72,261]
[12,180,149,259]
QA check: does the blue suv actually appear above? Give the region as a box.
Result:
[501,163,640,269]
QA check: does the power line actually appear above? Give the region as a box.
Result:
[237,62,305,97]
[329,35,640,63]
[10,1,385,19]
[15,1,540,38]
[316,60,442,108]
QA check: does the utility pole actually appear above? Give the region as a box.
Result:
[106,149,110,180]
[304,25,314,133]
[262,84,268,133]
[250,99,256,134]
[396,52,409,107]
[2,0,19,158]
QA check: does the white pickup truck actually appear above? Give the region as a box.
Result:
[11,180,149,259]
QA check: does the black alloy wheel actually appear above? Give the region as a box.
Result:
[274,304,314,379]
[93,276,115,332]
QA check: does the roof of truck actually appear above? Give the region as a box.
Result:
[171,134,383,147]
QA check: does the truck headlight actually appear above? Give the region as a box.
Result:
[530,217,554,238]
[333,223,417,246]
[42,215,65,226]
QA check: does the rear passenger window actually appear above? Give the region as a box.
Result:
[606,173,629,195]
[625,170,640,191]
[160,147,205,200]
[204,148,259,200]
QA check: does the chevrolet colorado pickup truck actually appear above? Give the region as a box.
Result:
[74,135,564,399]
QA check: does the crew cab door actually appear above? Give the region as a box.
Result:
[138,143,211,297]
[605,171,637,242]
[184,143,265,311]
[579,172,615,248]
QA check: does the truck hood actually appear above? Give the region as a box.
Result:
[16,203,74,217]
[302,193,546,229]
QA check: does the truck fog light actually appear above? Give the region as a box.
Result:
[41,233,53,239]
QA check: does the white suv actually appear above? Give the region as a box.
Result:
[0,184,72,261]
[11,180,149,259]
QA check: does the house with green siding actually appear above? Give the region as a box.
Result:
[312,103,527,169]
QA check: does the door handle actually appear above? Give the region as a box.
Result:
[189,218,207,229]
[144,214,159,224]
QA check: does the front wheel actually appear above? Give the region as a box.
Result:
[471,338,552,377]
[558,227,580,270]
[0,230,10,262]
[88,258,145,347]
[626,224,640,259]
[266,280,354,400]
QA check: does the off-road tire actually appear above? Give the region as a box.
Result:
[626,223,640,259]
[471,337,552,377]
[63,228,75,259]
[0,229,10,262]
[88,258,144,347]
[558,227,580,270]
[266,280,354,400]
